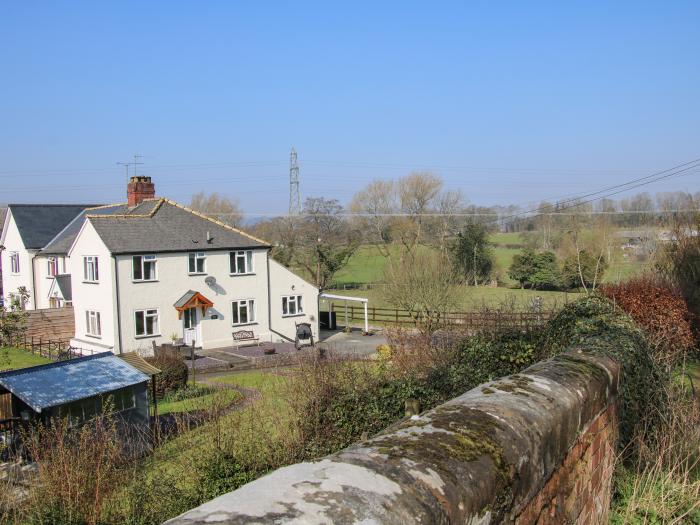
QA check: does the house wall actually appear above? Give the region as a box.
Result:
[69,221,117,353]
[1,211,36,309]
[268,258,319,342]
[33,255,68,309]
[114,248,273,354]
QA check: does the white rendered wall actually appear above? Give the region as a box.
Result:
[33,255,67,309]
[115,248,272,354]
[1,212,37,309]
[268,258,319,342]
[68,221,117,353]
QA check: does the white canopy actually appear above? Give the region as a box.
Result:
[319,292,369,333]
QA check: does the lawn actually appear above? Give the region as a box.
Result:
[0,347,51,371]
[156,387,242,416]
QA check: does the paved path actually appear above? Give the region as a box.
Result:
[318,328,387,358]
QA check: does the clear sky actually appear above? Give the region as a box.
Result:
[1,2,698,214]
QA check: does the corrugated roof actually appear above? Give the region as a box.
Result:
[9,204,99,249]
[0,352,149,412]
[118,352,161,376]
[88,199,269,254]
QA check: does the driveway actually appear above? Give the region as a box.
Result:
[318,328,387,358]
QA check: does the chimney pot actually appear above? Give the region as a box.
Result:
[127,176,156,207]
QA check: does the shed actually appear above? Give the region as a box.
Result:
[0,352,150,432]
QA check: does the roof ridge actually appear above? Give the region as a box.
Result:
[85,202,128,211]
[8,203,101,208]
[85,198,165,219]
[162,198,270,246]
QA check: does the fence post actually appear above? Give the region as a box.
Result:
[39,337,42,358]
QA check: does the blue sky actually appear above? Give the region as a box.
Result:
[1,2,698,213]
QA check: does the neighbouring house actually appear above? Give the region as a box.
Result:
[61,176,319,355]
[0,352,150,434]
[0,204,98,309]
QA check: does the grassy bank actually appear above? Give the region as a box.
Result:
[0,347,51,371]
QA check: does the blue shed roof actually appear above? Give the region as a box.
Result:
[0,352,150,413]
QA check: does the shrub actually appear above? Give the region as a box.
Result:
[600,276,696,368]
[656,225,700,316]
[543,295,668,451]
[145,355,188,398]
[508,249,561,290]
[162,384,216,403]
[560,250,608,290]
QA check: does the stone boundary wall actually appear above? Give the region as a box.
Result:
[166,348,620,525]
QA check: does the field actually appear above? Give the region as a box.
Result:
[328,232,647,293]
[0,347,51,371]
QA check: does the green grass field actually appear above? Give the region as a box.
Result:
[157,388,242,416]
[0,347,51,371]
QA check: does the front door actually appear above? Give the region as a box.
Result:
[183,307,200,347]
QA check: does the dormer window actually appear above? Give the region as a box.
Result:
[133,255,157,281]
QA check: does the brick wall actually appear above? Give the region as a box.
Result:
[515,402,619,524]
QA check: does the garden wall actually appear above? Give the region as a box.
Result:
[23,307,75,342]
[166,348,620,524]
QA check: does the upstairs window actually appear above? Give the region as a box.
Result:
[231,299,255,325]
[229,250,253,274]
[86,310,101,337]
[135,308,159,337]
[188,252,206,274]
[83,256,99,282]
[9,252,19,274]
[282,295,304,316]
[47,257,59,277]
[133,255,157,281]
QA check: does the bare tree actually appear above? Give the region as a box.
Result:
[349,179,397,257]
[384,251,459,336]
[396,172,443,254]
[435,189,466,250]
[190,192,243,227]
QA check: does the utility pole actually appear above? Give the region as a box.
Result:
[289,147,301,216]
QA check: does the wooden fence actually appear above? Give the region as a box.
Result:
[23,306,75,341]
[3,333,89,360]
[329,304,553,331]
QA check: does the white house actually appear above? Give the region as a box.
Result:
[0,204,96,309]
[63,176,319,355]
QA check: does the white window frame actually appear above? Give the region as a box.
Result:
[188,252,206,274]
[47,257,58,277]
[231,299,256,326]
[134,308,160,338]
[86,310,101,337]
[229,250,254,275]
[282,295,304,316]
[9,252,20,274]
[132,254,157,282]
[83,256,99,283]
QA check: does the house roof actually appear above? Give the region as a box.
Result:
[8,204,100,250]
[86,199,269,254]
[41,201,157,255]
[173,290,214,310]
[54,274,72,301]
[0,352,149,413]
[118,352,161,376]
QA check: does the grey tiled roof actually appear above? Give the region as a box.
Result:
[8,204,99,249]
[55,274,72,301]
[88,199,269,254]
[41,201,158,254]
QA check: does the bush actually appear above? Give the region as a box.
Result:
[145,355,188,398]
[508,248,561,290]
[543,295,668,451]
[161,384,216,403]
[656,226,700,316]
[560,250,608,289]
[600,276,696,368]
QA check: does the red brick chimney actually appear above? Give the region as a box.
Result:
[127,176,156,207]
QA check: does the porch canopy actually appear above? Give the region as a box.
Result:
[319,292,369,334]
[174,290,214,318]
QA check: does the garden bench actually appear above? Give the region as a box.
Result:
[232,330,260,348]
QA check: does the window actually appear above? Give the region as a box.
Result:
[188,252,206,274]
[282,295,304,316]
[135,308,159,337]
[105,387,136,412]
[183,308,197,329]
[61,396,101,426]
[9,252,19,274]
[133,255,157,281]
[83,256,99,282]
[229,250,253,274]
[86,310,101,337]
[47,257,58,277]
[231,299,255,325]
